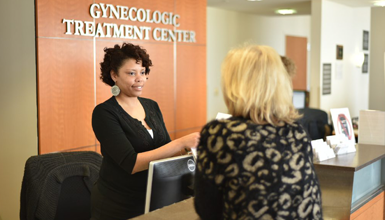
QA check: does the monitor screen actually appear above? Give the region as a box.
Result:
[144,155,196,213]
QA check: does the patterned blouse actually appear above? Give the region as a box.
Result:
[194,117,323,220]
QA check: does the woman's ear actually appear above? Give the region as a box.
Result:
[110,70,117,82]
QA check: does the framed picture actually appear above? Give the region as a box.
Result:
[336,45,343,60]
[362,53,369,73]
[322,63,331,95]
[363,30,369,51]
[330,108,355,144]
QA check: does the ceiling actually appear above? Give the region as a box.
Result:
[206,0,381,16]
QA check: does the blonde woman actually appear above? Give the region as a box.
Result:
[194,45,322,220]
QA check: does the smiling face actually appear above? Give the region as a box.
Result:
[111,58,147,98]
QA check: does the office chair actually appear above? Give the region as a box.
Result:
[20,151,102,220]
[297,107,331,140]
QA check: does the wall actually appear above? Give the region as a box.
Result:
[36,0,207,153]
[317,0,370,117]
[206,7,310,120]
[0,0,38,219]
[369,7,385,111]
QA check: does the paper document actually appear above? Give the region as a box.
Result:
[216,112,232,120]
[190,148,197,160]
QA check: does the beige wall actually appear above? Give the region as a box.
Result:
[369,7,385,111]
[206,7,311,121]
[0,0,37,219]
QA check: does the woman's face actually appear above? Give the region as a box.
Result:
[111,58,147,98]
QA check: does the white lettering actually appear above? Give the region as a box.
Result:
[112,24,125,38]
[168,29,176,42]
[145,9,153,23]
[161,28,168,41]
[183,31,189,42]
[189,31,196,42]
[124,25,134,39]
[62,19,74,35]
[119,6,129,20]
[152,11,161,24]
[133,26,143,39]
[104,23,114,37]
[74,20,85,35]
[172,15,180,27]
[95,23,105,37]
[137,8,146,22]
[176,30,183,41]
[99,3,109,18]
[89,4,101,18]
[142,26,151,40]
[84,21,94,36]
[161,12,169,24]
[129,7,137,21]
[168,12,174,25]
[153,28,161,41]
[108,4,120,19]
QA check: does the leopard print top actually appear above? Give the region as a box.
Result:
[194,117,323,220]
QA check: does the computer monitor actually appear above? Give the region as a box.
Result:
[144,155,196,213]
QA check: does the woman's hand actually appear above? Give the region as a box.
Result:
[133,132,200,173]
[178,132,200,150]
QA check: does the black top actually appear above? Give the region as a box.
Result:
[92,97,171,215]
[194,117,323,220]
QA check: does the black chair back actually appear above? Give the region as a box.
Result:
[20,151,102,220]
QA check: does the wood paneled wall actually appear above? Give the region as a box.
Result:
[350,191,384,220]
[286,35,307,91]
[36,0,206,154]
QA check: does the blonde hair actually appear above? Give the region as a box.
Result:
[221,44,300,126]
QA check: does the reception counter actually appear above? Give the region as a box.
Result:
[131,198,198,220]
[314,143,385,220]
[133,143,385,220]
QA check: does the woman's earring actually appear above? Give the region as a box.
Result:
[111,83,120,96]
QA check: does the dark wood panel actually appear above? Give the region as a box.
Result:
[174,127,203,140]
[176,45,206,130]
[36,0,94,38]
[286,35,307,91]
[37,38,95,154]
[175,0,206,45]
[140,43,176,132]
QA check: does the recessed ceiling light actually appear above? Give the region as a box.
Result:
[275,9,297,15]
[247,0,262,2]
[374,1,385,7]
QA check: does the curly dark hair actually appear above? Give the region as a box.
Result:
[100,43,153,86]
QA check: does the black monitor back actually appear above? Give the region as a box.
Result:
[144,155,196,213]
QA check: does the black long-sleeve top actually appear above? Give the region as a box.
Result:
[194,117,323,220]
[92,96,171,214]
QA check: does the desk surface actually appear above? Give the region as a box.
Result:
[314,143,385,171]
[131,198,198,220]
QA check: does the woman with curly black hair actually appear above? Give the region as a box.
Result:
[90,43,200,220]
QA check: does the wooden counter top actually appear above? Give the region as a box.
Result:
[314,143,385,171]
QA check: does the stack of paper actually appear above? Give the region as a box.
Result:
[311,139,336,162]
[326,134,356,155]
